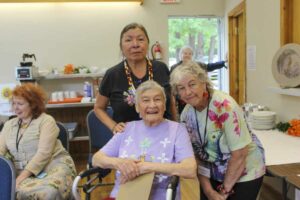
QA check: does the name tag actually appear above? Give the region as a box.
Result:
[37,171,47,179]
[198,165,210,178]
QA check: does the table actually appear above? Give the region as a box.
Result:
[254,130,300,200]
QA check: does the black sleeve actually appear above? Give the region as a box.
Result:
[99,68,113,97]
[206,61,226,72]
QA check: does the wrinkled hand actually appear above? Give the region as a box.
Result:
[112,122,126,134]
[115,158,140,184]
[207,190,227,200]
[16,175,26,189]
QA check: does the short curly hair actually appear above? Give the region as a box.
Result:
[12,83,46,119]
[170,61,214,95]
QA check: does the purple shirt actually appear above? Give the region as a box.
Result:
[100,120,194,200]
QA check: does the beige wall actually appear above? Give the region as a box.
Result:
[225,0,300,121]
[0,0,224,83]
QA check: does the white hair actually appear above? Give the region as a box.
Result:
[170,61,214,95]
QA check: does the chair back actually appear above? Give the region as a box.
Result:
[0,155,16,200]
[86,108,113,153]
[56,122,69,151]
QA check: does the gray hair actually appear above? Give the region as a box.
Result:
[170,61,214,95]
[135,80,166,104]
[179,46,194,60]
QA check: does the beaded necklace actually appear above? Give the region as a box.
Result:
[124,58,153,93]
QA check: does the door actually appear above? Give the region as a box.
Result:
[228,1,246,105]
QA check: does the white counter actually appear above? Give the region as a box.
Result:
[253,129,300,166]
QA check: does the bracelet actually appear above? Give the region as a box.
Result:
[217,184,234,195]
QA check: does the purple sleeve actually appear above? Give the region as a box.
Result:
[100,133,123,157]
[174,123,195,163]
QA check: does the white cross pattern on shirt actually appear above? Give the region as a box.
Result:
[155,174,168,183]
[125,136,133,146]
[160,137,171,148]
[157,153,169,163]
[120,150,128,158]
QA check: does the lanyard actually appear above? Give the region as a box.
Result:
[124,58,153,93]
[194,95,211,146]
[16,119,32,152]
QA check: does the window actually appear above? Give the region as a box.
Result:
[168,16,226,91]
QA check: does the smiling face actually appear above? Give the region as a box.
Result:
[136,88,166,127]
[121,27,149,63]
[12,96,32,122]
[176,74,207,110]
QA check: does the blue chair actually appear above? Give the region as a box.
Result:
[72,108,114,200]
[56,122,69,151]
[0,155,16,200]
[86,107,113,167]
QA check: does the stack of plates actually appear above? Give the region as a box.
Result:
[250,111,276,130]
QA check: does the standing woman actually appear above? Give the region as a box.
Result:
[170,62,265,200]
[0,83,76,199]
[94,22,176,133]
[170,46,227,115]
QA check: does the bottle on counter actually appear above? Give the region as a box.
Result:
[83,81,92,98]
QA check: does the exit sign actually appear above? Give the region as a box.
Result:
[160,0,180,4]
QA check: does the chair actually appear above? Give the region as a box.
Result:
[56,122,69,151]
[72,108,114,200]
[73,168,179,200]
[86,107,113,168]
[72,108,179,200]
[0,155,16,200]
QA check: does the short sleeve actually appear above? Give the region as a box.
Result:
[99,70,112,97]
[223,100,252,151]
[174,123,194,162]
[100,133,123,157]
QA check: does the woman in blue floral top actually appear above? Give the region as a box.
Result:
[170,62,265,200]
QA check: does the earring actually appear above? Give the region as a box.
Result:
[203,91,208,98]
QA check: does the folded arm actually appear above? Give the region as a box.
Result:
[137,157,197,179]
[92,150,140,183]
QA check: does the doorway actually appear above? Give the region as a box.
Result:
[228,1,246,105]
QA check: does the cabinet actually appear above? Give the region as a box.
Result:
[39,72,104,139]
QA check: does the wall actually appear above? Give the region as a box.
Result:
[0,0,224,84]
[225,0,300,122]
[225,0,297,197]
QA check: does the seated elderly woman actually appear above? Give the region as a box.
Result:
[92,80,196,200]
[0,83,76,200]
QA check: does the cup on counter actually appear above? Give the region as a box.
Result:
[70,91,77,98]
[64,91,70,99]
[51,92,58,102]
[57,91,64,101]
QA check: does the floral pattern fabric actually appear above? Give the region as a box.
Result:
[181,90,265,182]
[17,155,76,200]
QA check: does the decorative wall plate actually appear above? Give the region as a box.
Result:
[272,43,300,88]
